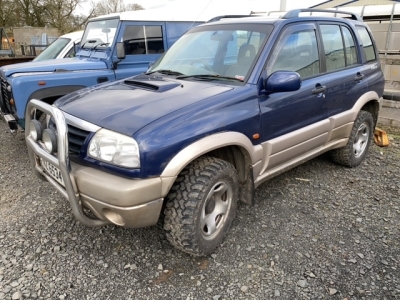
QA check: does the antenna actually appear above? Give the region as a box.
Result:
[189,0,214,29]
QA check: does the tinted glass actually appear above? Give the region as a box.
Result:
[341,26,358,66]
[356,26,376,62]
[269,29,320,78]
[321,25,345,71]
[123,25,164,55]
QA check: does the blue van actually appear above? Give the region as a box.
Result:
[0,9,208,132]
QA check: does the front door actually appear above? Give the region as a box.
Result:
[258,23,330,173]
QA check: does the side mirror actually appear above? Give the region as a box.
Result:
[264,71,301,93]
[74,43,79,54]
[116,42,126,59]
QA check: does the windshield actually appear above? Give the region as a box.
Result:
[80,18,119,49]
[147,23,273,82]
[33,38,71,61]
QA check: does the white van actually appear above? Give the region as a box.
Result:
[33,31,84,61]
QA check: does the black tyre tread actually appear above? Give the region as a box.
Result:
[330,110,373,168]
[163,156,238,256]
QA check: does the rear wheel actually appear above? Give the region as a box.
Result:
[163,156,239,256]
[331,110,374,167]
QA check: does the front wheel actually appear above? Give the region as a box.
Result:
[330,110,374,167]
[163,156,239,256]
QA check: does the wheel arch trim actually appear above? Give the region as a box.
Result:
[160,131,263,178]
[28,85,86,102]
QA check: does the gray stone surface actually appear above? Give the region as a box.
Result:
[1,119,399,299]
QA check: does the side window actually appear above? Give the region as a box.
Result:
[356,26,376,62]
[269,28,320,79]
[341,26,358,66]
[65,46,75,58]
[122,25,164,55]
[320,25,345,71]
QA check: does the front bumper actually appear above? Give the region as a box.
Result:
[25,99,173,228]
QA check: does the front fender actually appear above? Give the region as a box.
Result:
[11,69,116,120]
[161,131,263,178]
[28,85,86,102]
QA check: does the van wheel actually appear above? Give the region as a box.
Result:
[163,157,238,256]
[331,110,374,167]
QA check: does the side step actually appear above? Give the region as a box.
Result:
[2,113,18,134]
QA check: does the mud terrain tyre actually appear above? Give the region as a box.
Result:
[163,156,239,256]
[331,110,374,167]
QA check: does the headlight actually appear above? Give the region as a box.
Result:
[42,129,57,154]
[29,119,43,141]
[88,129,140,168]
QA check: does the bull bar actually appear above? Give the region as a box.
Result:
[25,99,109,227]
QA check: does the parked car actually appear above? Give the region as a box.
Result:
[0,8,214,132]
[32,31,84,62]
[25,8,384,256]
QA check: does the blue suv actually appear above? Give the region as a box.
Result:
[25,9,384,256]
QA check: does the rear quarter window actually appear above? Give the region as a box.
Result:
[356,26,377,62]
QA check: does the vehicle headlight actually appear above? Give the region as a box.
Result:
[88,129,140,168]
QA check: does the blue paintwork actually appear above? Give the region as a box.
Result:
[1,58,107,77]
[52,15,384,179]
[0,19,203,128]
[265,71,301,93]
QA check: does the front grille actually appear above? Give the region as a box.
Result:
[67,124,90,158]
[0,78,12,113]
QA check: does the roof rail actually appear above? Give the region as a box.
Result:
[282,8,363,21]
[206,14,256,23]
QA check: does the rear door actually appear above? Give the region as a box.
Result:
[355,25,383,99]
[318,22,368,116]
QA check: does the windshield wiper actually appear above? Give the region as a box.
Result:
[80,40,96,49]
[176,74,244,82]
[145,69,184,76]
[92,42,110,50]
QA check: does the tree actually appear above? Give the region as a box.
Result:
[0,0,144,35]
[93,0,144,17]
[43,0,96,33]
[0,0,17,27]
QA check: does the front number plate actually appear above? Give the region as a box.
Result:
[40,158,65,187]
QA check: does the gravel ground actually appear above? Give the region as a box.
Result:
[0,119,399,300]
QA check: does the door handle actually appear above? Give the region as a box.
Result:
[354,73,364,81]
[312,85,326,95]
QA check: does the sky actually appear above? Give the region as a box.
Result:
[130,0,323,10]
[76,0,325,16]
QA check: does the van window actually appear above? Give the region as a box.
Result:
[123,25,164,55]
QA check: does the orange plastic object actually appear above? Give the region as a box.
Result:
[374,128,390,147]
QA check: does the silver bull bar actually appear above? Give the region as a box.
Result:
[25,99,109,227]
